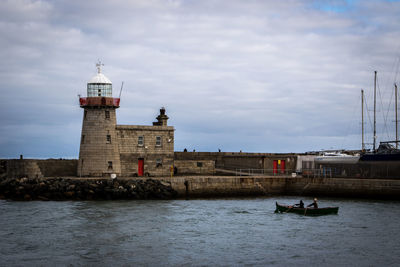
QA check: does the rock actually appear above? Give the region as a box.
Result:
[38,196,49,201]
[89,183,98,189]
[67,184,76,190]
[64,191,75,198]
[0,177,178,201]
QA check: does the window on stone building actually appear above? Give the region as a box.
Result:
[156,136,162,146]
[108,161,113,170]
[106,135,111,144]
[197,162,203,167]
[138,136,144,146]
[156,158,162,167]
[81,135,85,144]
[105,110,110,119]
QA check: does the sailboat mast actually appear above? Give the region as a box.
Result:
[396,83,398,149]
[361,89,365,151]
[373,71,377,151]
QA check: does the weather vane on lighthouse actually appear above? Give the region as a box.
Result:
[96,60,104,74]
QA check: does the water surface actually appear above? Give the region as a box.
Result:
[1,197,399,266]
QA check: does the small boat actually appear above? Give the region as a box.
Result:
[275,202,339,216]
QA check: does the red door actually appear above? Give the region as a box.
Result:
[138,158,144,176]
[273,160,278,175]
[280,160,286,174]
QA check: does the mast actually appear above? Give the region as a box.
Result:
[361,89,365,151]
[396,83,398,149]
[373,71,377,151]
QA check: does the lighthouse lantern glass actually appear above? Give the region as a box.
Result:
[87,83,112,97]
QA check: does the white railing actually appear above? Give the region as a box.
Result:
[235,169,293,177]
[235,168,333,178]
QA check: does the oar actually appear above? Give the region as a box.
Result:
[284,206,294,213]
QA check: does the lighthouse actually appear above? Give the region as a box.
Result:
[77,62,121,177]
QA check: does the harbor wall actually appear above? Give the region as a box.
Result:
[157,176,400,199]
[0,174,399,200]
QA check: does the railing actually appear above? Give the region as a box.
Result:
[235,168,333,178]
[235,169,295,177]
[301,169,333,178]
[79,97,120,107]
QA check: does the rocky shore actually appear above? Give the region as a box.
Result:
[0,177,177,201]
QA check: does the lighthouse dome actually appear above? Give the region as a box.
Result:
[88,72,112,84]
[87,61,113,97]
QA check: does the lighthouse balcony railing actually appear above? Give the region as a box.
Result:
[79,97,120,107]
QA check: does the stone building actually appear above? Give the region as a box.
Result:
[78,63,174,177]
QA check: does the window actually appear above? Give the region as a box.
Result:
[156,136,162,146]
[138,136,144,146]
[156,158,162,167]
[197,162,203,167]
[81,135,85,144]
[106,135,111,144]
[105,110,110,119]
[108,161,113,170]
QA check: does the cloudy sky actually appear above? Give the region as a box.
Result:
[1,0,400,158]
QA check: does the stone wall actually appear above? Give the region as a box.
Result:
[1,159,78,178]
[174,160,215,175]
[174,152,298,174]
[153,176,400,199]
[37,159,78,177]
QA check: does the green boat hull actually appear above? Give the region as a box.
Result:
[275,202,339,216]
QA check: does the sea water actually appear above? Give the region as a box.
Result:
[0,197,399,266]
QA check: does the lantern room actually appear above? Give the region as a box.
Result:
[79,61,120,108]
[87,61,112,97]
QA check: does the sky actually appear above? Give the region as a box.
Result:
[1,0,400,158]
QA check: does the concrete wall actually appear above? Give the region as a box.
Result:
[174,160,215,175]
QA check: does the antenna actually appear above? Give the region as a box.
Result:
[119,81,124,99]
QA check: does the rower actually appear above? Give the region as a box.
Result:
[294,200,304,208]
[307,198,318,208]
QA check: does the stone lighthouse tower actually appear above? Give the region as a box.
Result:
[77,62,121,176]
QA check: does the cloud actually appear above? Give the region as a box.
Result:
[1,0,400,157]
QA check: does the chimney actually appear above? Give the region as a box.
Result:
[153,107,169,126]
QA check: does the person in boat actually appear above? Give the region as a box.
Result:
[294,200,304,208]
[307,198,318,208]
